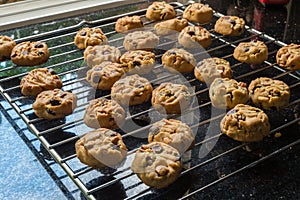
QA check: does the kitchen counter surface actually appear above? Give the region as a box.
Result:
[0,0,299,199]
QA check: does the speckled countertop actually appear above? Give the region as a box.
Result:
[0,0,299,199]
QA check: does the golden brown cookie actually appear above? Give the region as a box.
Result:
[84,97,126,129]
[151,82,191,114]
[20,68,62,96]
[182,3,213,24]
[214,16,245,36]
[75,128,127,169]
[162,48,196,73]
[74,27,108,49]
[32,89,77,119]
[83,45,121,68]
[11,41,50,66]
[131,142,182,189]
[0,35,16,61]
[248,77,290,110]
[154,18,188,35]
[86,62,125,90]
[148,118,195,154]
[220,104,271,142]
[233,40,268,64]
[146,1,176,21]
[178,25,212,49]
[119,50,156,74]
[276,43,300,70]
[194,57,233,84]
[115,15,144,33]
[209,78,250,109]
[123,31,159,51]
[111,74,153,106]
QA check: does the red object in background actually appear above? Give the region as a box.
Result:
[259,0,289,5]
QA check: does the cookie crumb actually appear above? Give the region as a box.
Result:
[274,132,282,138]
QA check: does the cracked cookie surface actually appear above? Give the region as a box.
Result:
[214,16,245,36]
[74,27,107,49]
[0,35,16,61]
[183,3,213,24]
[146,1,176,21]
[276,43,300,70]
[178,25,211,49]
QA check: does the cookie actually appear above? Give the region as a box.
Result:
[20,68,62,96]
[84,45,121,68]
[123,31,159,51]
[75,128,127,169]
[131,142,182,189]
[233,40,268,64]
[84,97,126,129]
[74,27,108,49]
[248,77,290,110]
[32,89,77,119]
[119,50,156,74]
[209,78,250,109]
[162,48,196,73]
[145,1,176,21]
[151,82,191,114]
[10,41,50,66]
[148,118,195,154]
[182,3,213,24]
[0,35,16,61]
[220,104,271,142]
[115,15,144,33]
[154,17,188,35]
[194,57,233,84]
[276,43,300,70]
[86,62,125,90]
[214,16,245,36]
[111,74,153,106]
[178,25,212,49]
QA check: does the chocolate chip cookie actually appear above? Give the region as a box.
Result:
[233,40,268,64]
[194,57,233,84]
[151,82,191,114]
[182,3,213,24]
[75,128,127,169]
[20,68,62,96]
[178,25,212,49]
[131,142,182,189]
[84,97,126,129]
[74,27,108,49]
[214,16,245,36]
[148,118,195,154]
[248,77,290,110]
[276,43,300,70]
[84,45,121,68]
[209,78,250,109]
[86,62,125,90]
[123,30,159,51]
[119,50,156,74]
[220,104,271,142]
[154,17,188,35]
[162,48,196,73]
[115,15,144,33]
[111,74,153,106]
[0,35,16,61]
[32,89,77,119]
[11,41,50,66]
[146,1,176,21]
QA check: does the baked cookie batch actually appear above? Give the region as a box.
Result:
[2,0,298,190]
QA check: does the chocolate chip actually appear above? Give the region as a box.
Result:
[60,93,67,98]
[133,61,141,66]
[150,127,160,140]
[80,31,86,36]
[238,27,243,32]
[37,51,45,56]
[244,48,249,52]
[34,43,44,48]
[11,53,17,58]
[229,19,236,26]
[161,13,167,20]
[168,51,176,56]
[187,31,195,36]
[48,69,56,75]
[46,108,56,115]
[106,131,117,137]
[151,144,163,153]
[50,98,61,106]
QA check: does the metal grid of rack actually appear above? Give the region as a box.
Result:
[0,1,300,199]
